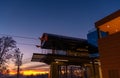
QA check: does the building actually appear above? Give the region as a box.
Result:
[95,9,120,78]
[32,33,99,78]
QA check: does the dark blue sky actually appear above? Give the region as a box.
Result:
[0,0,120,68]
[0,0,119,38]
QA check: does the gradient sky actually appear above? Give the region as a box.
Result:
[0,0,120,72]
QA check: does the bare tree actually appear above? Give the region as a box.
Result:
[14,48,23,78]
[0,36,17,74]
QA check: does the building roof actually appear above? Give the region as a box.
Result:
[95,9,120,27]
[95,9,120,35]
[40,33,98,53]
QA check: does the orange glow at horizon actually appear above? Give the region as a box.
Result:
[9,70,49,76]
[22,70,48,75]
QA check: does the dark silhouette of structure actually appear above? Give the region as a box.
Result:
[32,33,99,78]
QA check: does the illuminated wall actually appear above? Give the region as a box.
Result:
[95,10,120,78]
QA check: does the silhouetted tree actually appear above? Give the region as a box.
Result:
[14,48,23,78]
[0,36,17,74]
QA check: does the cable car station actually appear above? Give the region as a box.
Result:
[32,33,99,78]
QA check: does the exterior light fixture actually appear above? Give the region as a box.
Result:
[107,25,110,28]
[55,59,68,62]
[116,29,118,32]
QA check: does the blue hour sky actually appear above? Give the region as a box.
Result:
[0,0,120,70]
[0,0,119,38]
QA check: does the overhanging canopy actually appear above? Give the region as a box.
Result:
[31,53,93,65]
[40,33,98,53]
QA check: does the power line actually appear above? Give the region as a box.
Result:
[0,33,39,40]
[17,42,37,46]
[0,33,40,46]
[0,33,41,46]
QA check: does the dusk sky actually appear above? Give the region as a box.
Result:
[0,0,120,73]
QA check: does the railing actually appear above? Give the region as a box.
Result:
[41,49,89,57]
[41,49,67,55]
